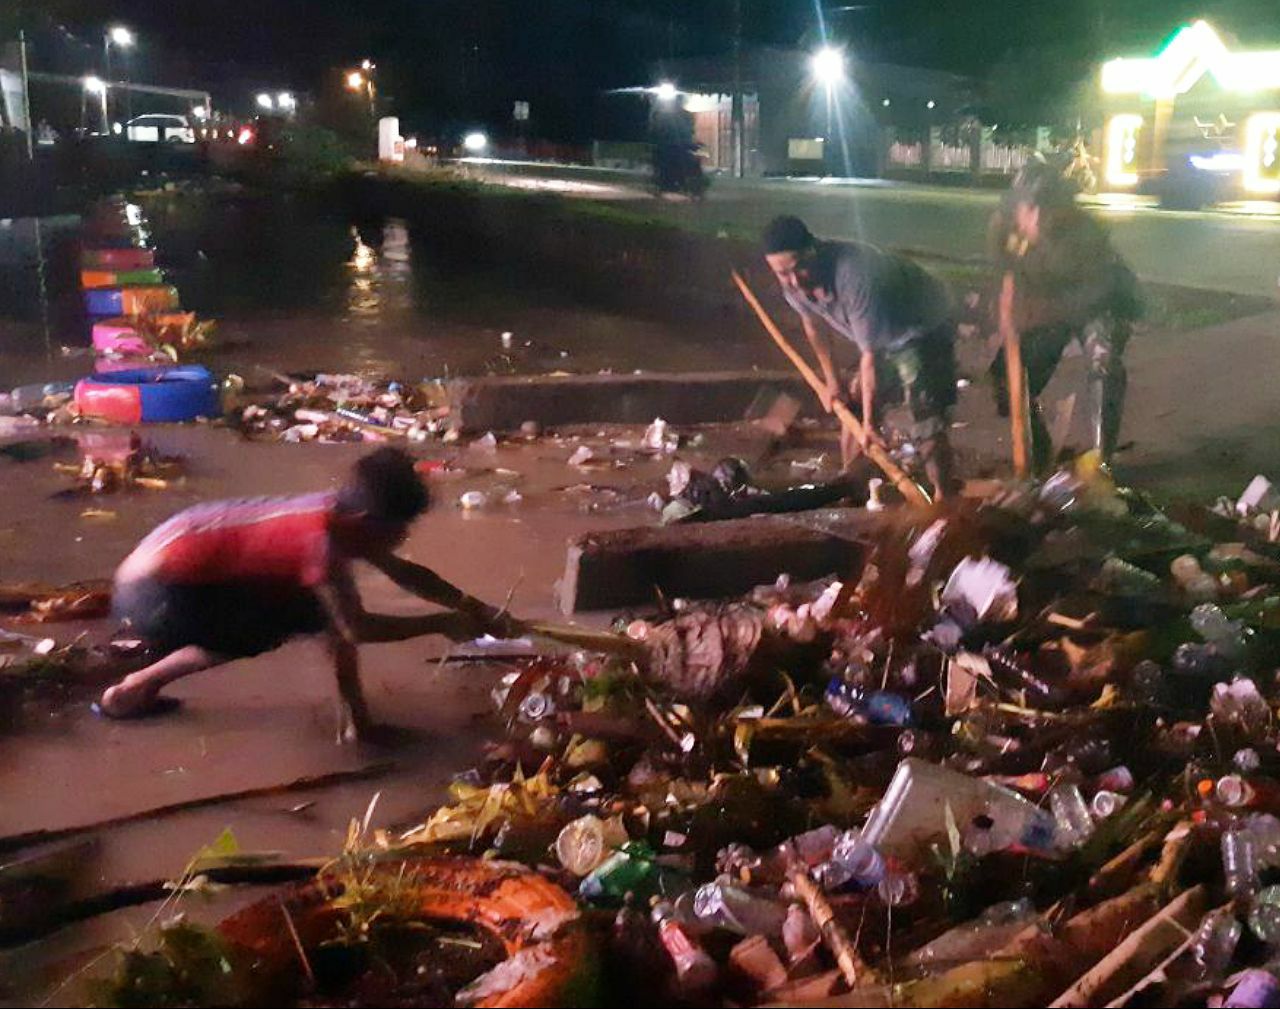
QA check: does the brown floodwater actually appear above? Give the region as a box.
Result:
[0,190,814,1005]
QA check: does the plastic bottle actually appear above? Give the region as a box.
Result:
[652,902,718,994]
[579,842,658,902]
[1249,814,1280,868]
[861,758,1057,860]
[877,868,920,907]
[825,677,866,719]
[1171,554,1218,601]
[865,691,914,726]
[1212,678,1272,738]
[1225,968,1280,1008]
[1091,790,1127,819]
[814,829,886,892]
[1128,660,1164,703]
[1250,886,1280,944]
[1223,825,1260,899]
[1191,603,1249,659]
[905,899,1038,967]
[1050,784,1096,849]
[1190,908,1242,979]
[691,880,788,937]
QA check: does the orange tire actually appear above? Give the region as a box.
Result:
[217,856,596,1007]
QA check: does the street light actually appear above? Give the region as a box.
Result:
[810,45,846,86]
[345,67,376,117]
[83,76,107,135]
[104,25,134,131]
[361,59,374,71]
[653,81,678,103]
[463,131,488,154]
[277,91,296,111]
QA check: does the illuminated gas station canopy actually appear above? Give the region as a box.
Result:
[1102,20,1280,99]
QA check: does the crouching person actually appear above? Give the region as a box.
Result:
[98,447,518,742]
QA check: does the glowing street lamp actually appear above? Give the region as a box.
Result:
[810,45,846,87]
[653,81,678,103]
[103,25,134,131]
[345,71,365,91]
[108,25,134,47]
[256,92,274,110]
[83,76,107,135]
[277,91,296,111]
[463,131,488,154]
[345,66,376,116]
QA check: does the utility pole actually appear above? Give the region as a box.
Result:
[18,29,34,159]
[732,0,744,178]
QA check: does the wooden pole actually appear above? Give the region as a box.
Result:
[731,270,931,507]
[999,271,1031,477]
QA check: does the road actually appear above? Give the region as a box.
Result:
[465,160,1280,298]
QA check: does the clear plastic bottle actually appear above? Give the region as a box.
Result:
[861,758,1057,861]
[1091,790,1127,819]
[1190,908,1242,979]
[1249,886,1280,944]
[815,829,886,892]
[692,880,788,937]
[1191,603,1249,659]
[1248,814,1280,868]
[1223,825,1260,899]
[1050,784,1096,849]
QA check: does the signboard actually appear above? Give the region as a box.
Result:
[513,100,530,122]
[378,116,403,162]
[788,137,824,161]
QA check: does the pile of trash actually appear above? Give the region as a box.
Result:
[235,373,452,444]
[357,456,1280,1007]
[65,458,1280,1007]
[53,433,183,495]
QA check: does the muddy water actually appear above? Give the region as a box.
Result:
[0,191,799,1004]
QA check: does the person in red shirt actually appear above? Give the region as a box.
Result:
[97,447,518,742]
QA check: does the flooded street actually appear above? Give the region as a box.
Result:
[0,189,795,1005]
[2,181,1279,1006]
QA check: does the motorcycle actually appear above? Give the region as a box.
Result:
[652,142,709,199]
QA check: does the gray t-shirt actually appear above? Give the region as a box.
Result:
[784,240,951,354]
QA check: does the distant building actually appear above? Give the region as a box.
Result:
[643,46,1042,183]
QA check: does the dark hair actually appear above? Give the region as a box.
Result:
[337,447,429,523]
[762,215,815,255]
[1011,155,1076,211]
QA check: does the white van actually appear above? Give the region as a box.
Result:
[125,114,195,144]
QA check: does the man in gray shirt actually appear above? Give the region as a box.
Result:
[762,215,957,499]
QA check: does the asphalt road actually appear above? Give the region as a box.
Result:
[468,161,1280,298]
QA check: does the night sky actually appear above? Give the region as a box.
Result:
[7,0,1280,139]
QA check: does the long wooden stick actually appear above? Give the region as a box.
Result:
[999,271,1031,478]
[790,868,877,988]
[0,762,397,856]
[731,270,931,507]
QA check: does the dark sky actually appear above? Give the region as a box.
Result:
[9,0,1280,138]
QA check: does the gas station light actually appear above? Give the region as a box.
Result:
[653,81,678,102]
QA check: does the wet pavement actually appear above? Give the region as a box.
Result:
[0,183,1279,1003]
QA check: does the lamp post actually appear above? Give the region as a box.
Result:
[84,76,107,136]
[103,26,133,131]
[810,45,845,138]
[346,62,376,117]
